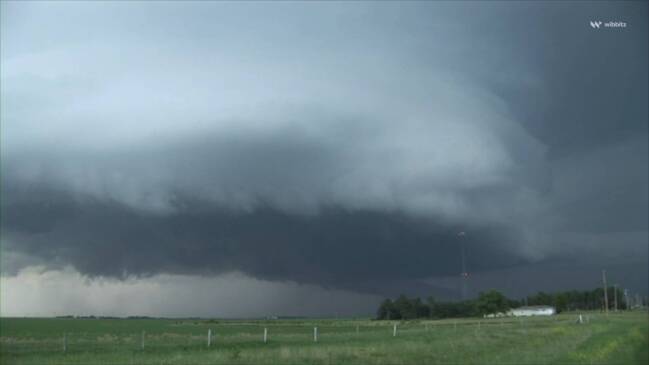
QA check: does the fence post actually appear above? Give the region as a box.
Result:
[393,323,397,337]
[263,328,268,343]
[314,327,318,342]
[207,329,212,347]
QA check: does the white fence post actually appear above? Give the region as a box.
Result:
[207,329,212,347]
[393,323,397,337]
[313,327,318,342]
[263,328,268,343]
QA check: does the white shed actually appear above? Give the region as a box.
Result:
[509,305,556,317]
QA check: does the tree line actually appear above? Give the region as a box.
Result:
[376,286,628,320]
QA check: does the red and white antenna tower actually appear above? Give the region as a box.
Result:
[458,231,469,300]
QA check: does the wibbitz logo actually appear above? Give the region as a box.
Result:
[590,20,627,29]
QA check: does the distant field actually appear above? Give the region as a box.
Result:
[1,311,647,364]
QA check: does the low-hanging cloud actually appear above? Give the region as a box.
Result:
[1,113,533,293]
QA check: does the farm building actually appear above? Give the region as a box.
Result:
[508,305,556,317]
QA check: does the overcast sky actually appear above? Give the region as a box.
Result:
[1,1,647,317]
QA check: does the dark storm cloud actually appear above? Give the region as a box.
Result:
[1,123,528,295]
[493,3,648,159]
[1,184,522,296]
[1,1,647,298]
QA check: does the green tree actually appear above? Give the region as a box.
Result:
[376,299,393,320]
[476,290,510,316]
[554,292,569,312]
[413,297,430,318]
[394,295,415,319]
[426,296,436,318]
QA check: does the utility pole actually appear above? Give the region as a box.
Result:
[613,284,618,312]
[602,270,609,316]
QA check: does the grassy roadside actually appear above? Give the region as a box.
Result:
[1,311,647,364]
[557,312,648,365]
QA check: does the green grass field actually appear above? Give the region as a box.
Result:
[1,311,647,365]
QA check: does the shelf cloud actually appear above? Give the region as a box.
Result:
[1,1,647,314]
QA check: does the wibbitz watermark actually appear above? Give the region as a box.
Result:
[590,20,627,29]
